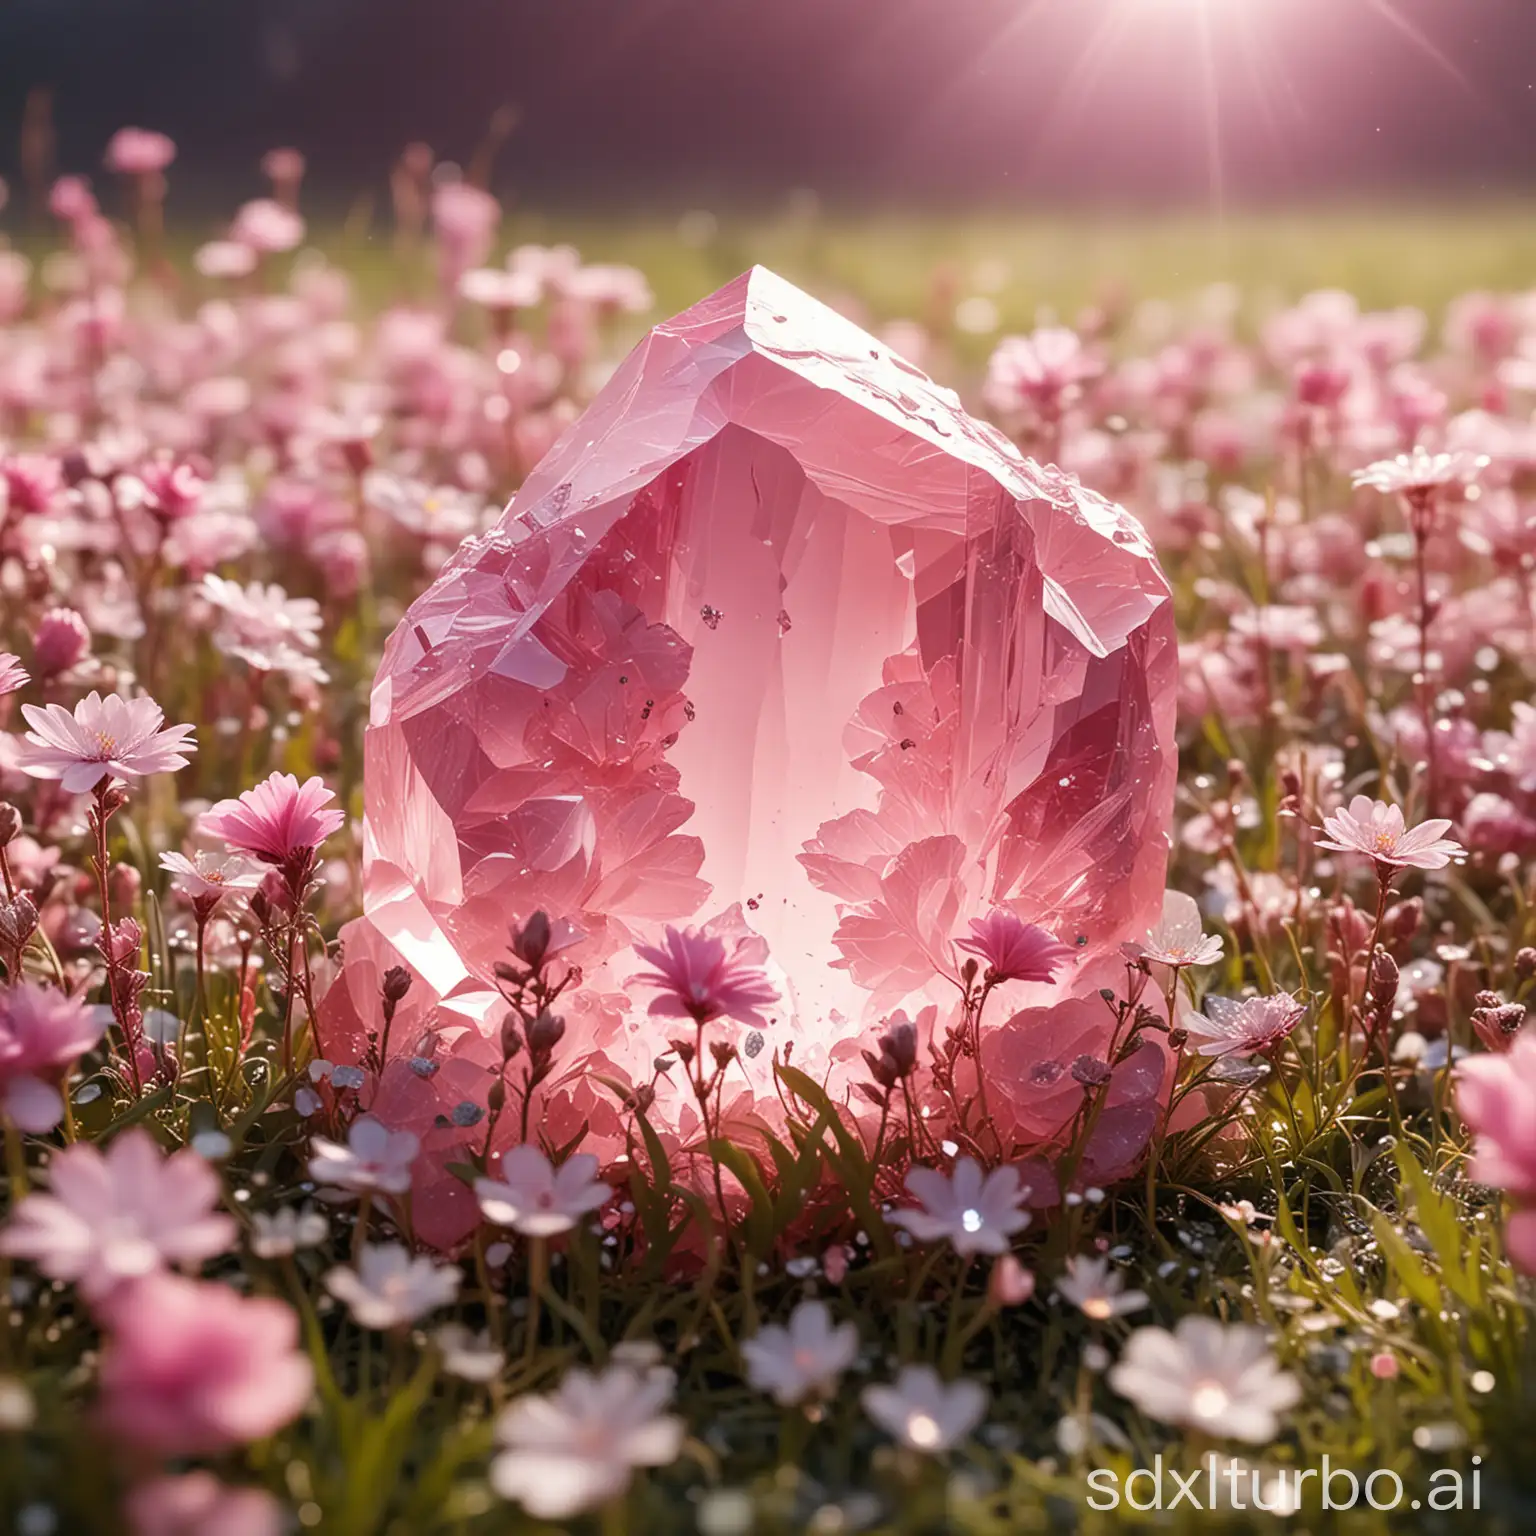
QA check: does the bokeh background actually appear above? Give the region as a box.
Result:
[4,0,1536,329]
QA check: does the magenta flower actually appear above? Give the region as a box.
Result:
[0,653,27,697]
[200,773,346,864]
[1316,796,1463,873]
[96,1274,313,1455]
[13,692,196,794]
[954,911,1073,985]
[0,1129,236,1301]
[630,924,778,1029]
[30,608,90,677]
[126,1473,283,1536]
[0,982,105,1132]
[1181,994,1307,1059]
[1,452,63,516]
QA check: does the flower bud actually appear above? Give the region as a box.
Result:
[382,965,413,1004]
[510,910,552,970]
[1471,1001,1526,1053]
[1388,896,1424,943]
[1517,947,1536,980]
[499,1013,524,1060]
[31,606,90,677]
[988,1253,1036,1308]
[0,803,22,846]
[525,1009,565,1059]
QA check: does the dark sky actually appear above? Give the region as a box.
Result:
[2,0,1535,208]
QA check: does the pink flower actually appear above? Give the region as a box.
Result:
[1,452,63,516]
[13,692,197,794]
[48,175,97,224]
[1353,447,1475,499]
[230,198,305,255]
[476,1146,610,1237]
[954,911,1073,985]
[30,608,90,677]
[105,127,176,176]
[1125,890,1224,970]
[983,327,1099,417]
[97,1274,313,1455]
[1457,1032,1536,1201]
[159,851,262,910]
[1316,796,1464,873]
[0,653,26,697]
[308,1116,418,1196]
[261,147,306,186]
[200,773,345,864]
[126,1473,284,1536]
[630,924,779,1029]
[0,1129,236,1301]
[0,982,105,1132]
[200,575,323,674]
[1181,993,1306,1058]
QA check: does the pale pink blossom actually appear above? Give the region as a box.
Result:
[230,198,305,254]
[0,982,104,1132]
[741,1300,859,1406]
[984,327,1099,417]
[1,452,63,515]
[954,910,1072,985]
[476,1146,610,1237]
[0,1129,236,1301]
[200,574,324,677]
[13,691,196,793]
[862,1365,988,1453]
[97,1274,313,1454]
[630,924,778,1030]
[491,1365,684,1519]
[200,773,345,863]
[0,654,26,697]
[1316,795,1464,872]
[1056,1255,1149,1320]
[1457,1031,1536,1202]
[1182,993,1306,1058]
[1125,890,1224,970]
[324,1242,461,1329]
[1110,1317,1301,1444]
[105,128,176,176]
[307,1116,418,1196]
[193,240,258,281]
[159,850,263,908]
[1353,447,1476,499]
[887,1158,1032,1256]
[126,1473,284,1536]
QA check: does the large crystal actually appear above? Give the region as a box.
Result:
[326,268,1178,1247]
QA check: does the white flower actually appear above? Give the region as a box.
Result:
[1056,1256,1149,1321]
[475,1146,610,1238]
[324,1242,461,1329]
[307,1117,418,1196]
[741,1300,858,1407]
[250,1206,329,1259]
[862,1365,988,1453]
[1110,1316,1302,1444]
[434,1323,505,1383]
[1353,447,1475,498]
[1125,890,1224,969]
[886,1158,1031,1257]
[490,1364,684,1519]
[159,849,262,906]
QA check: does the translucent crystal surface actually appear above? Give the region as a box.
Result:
[328,268,1178,1246]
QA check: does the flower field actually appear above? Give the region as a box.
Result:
[1,138,1536,1534]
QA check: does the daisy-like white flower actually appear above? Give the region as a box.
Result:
[249,1206,329,1260]
[434,1323,506,1383]
[13,692,196,794]
[886,1158,1031,1257]
[200,574,325,679]
[1056,1256,1149,1321]
[159,850,262,910]
[741,1300,859,1407]
[1125,890,1225,970]
[490,1364,684,1519]
[630,924,778,1030]
[1183,993,1307,1058]
[954,910,1072,984]
[0,653,27,696]
[0,1129,237,1301]
[1110,1316,1302,1444]
[475,1146,610,1238]
[1316,795,1463,872]
[1352,447,1475,499]
[324,1242,461,1329]
[201,772,346,864]
[862,1365,989,1453]
[307,1116,419,1197]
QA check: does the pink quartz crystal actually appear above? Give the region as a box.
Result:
[326,268,1178,1247]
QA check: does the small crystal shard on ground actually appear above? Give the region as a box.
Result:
[328,267,1178,1245]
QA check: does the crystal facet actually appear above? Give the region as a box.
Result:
[328,268,1178,1247]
